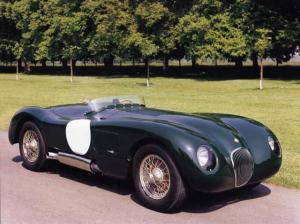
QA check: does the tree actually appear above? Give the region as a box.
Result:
[12,0,42,73]
[58,15,86,82]
[34,0,86,82]
[255,0,300,64]
[254,28,272,90]
[133,1,170,86]
[126,24,158,86]
[176,14,209,66]
[177,1,247,66]
[0,0,300,79]
[229,0,300,68]
[203,13,247,65]
[133,1,176,55]
[82,0,133,70]
[12,42,23,80]
[0,0,22,76]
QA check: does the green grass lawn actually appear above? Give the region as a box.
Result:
[0,73,299,189]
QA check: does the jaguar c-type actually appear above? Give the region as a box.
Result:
[8,96,282,211]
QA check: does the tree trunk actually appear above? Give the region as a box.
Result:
[260,58,263,90]
[70,59,76,83]
[145,58,150,87]
[251,53,259,68]
[234,58,243,68]
[41,60,46,68]
[192,57,197,67]
[178,59,181,67]
[132,59,135,66]
[62,59,68,73]
[70,59,74,83]
[17,59,22,72]
[163,56,169,74]
[213,58,218,66]
[52,61,55,68]
[103,56,114,69]
[24,61,31,73]
[16,60,19,80]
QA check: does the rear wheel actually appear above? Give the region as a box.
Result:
[19,121,47,171]
[132,144,186,212]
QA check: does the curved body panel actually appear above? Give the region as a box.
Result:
[9,102,282,193]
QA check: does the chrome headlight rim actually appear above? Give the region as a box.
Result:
[268,135,281,157]
[196,145,218,173]
[268,136,275,151]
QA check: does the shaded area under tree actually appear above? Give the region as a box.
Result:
[1,65,299,81]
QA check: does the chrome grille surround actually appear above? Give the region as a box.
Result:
[231,148,254,187]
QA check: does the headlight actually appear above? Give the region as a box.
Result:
[197,145,217,171]
[268,136,275,151]
[268,136,281,157]
[197,146,209,166]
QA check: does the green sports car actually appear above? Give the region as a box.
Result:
[8,96,282,212]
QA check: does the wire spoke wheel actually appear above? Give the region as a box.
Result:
[22,130,40,163]
[139,154,171,200]
[133,144,186,211]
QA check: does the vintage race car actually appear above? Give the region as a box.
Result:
[9,96,282,211]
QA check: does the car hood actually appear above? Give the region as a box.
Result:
[109,108,273,157]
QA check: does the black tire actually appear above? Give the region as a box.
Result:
[132,144,186,212]
[19,121,48,171]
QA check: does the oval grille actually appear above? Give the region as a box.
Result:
[231,148,254,187]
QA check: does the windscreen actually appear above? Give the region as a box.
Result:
[87,96,145,112]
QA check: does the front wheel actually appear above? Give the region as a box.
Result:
[132,144,186,212]
[19,121,48,171]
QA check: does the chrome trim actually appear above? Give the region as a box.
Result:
[139,154,171,200]
[47,152,96,173]
[276,140,282,158]
[197,145,219,173]
[107,149,115,154]
[230,147,242,168]
[22,130,40,163]
[230,147,254,187]
[47,152,58,159]
[58,152,91,172]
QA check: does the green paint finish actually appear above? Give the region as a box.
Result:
[9,103,282,192]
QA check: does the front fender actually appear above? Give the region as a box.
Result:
[8,107,47,144]
[95,118,236,192]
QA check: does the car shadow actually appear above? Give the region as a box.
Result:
[180,184,271,213]
[12,156,132,195]
[12,156,271,213]
[130,184,271,214]
[46,162,271,214]
[45,161,133,196]
[12,155,22,162]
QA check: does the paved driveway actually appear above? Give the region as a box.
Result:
[1,131,299,224]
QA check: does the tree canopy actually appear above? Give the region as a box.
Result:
[0,0,299,68]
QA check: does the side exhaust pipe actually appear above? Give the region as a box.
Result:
[47,152,101,173]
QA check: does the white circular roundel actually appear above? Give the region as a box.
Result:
[66,119,91,155]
